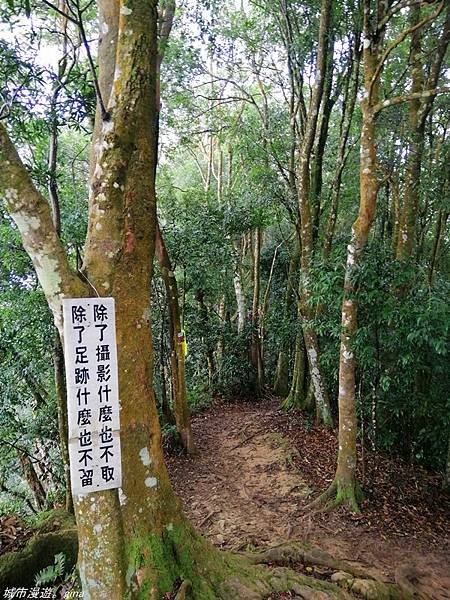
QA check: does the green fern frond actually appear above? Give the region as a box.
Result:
[34,552,66,586]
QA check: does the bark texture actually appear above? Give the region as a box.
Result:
[395,2,450,261]
[295,0,333,427]
[155,222,195,454]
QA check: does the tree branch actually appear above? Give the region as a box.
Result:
[73,0,109,121]
[372,86,450,114]
[369,0,444,102]
[42,0,79,25]
[376,0,431,32]
[0,123,88,331]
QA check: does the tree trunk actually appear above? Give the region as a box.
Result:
[428,209,449,286]
[159,311,175,426]
[17,450,47,511]
[390,174,401,253]
[274,245,299,398]
[251,228,264,395]
[311,32,335,240]
[155,222,195,454]
[296,0,333,427]
[54,335,73,513]
[196,289,215,388]
[322,34,361,260]
[282,318,307,410]
[233,239,247,335]
[216,295,226,370]
[395,5,426,261]
[395,3,450,261]
[314,14,382,510]
[47,8,73,512]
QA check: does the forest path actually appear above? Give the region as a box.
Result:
[167,398,450,599]
[168,400,312,549]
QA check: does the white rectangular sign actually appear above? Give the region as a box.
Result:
[62,298,122,495]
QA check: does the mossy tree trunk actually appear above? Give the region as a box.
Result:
[17,450,47,511]
[282,301,307,410]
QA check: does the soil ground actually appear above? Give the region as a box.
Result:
[166,397,450,600]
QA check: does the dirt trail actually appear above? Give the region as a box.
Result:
[167,399,450,599]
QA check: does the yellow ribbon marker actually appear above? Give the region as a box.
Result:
[177,330,188,358]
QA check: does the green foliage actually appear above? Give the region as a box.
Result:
[0,0,449,521]
[186,383,213,412]
[34,552,66,586]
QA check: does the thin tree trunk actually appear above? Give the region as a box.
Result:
[322,34,361,259]
[428,209,449,286]
[155,222,195,454]
[282,311,307,410]
[18,450,47,511]
[274,247,299,397]
[296,0,334,426]
[311,32,335,240]
[234,269,246,334]
[154,1,194,452]
[216,295,226,371]
[395,6,426,261]
[53,336,73,513]
[196,289,215,388]
[316,6,383,510]
[390,174,401,252]
[251,227,264,395]
[47,4,73,512]
[396,3,450,260]
[159,309,174,426]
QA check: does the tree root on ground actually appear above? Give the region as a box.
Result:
[305,479,363,514]
[224,562,414,600]
[224,562,352,600]
[151,521,419,599]
[242,540,374,579]
[217,540,417,600]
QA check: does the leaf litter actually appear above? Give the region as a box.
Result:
[166,397,450,599]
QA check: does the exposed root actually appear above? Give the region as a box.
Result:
[226,563,415,599]
[242,540,373,579]
[281,388,306,412]
[304,481,338,512]
[174,579,192,599]
[224,561,351,599]
[227,541,418,599]
[342,575,414,599]
[305,478,363,514]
